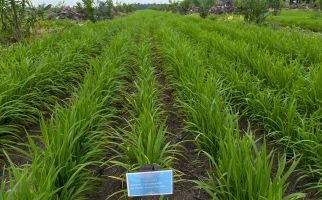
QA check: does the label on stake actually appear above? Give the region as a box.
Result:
[126,170,173,197]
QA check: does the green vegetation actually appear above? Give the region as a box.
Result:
[239,0,269,23]
[0,0,37,42]
[267,10,322,32]
[1,10,322,199]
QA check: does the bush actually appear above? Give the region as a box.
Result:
[82,0,95,22]
[96,0,114,19]
[178,0,191,15]
[194,0,215,18]
[0,0,37,42]
[269,0,282,15]
[239,0,269,23]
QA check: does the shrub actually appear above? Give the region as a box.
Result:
[239,0,269,23]
[82,0,95,22]
[0,0,37,42]
[195,0,215,18]
[269,0,282,15]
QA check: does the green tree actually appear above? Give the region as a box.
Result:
[106,0,113,16]
[82,0,95,22]
[34,4,52,20]
[194,0,215,18]
[168,0,179,13]
[268,0,281,15]
[0,0,37,42]
[239,0,269,24]
[96,0,114,19]
[179,0,191,14]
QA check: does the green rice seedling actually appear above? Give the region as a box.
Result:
[180,14,322,66]
[153,20,302,199]
[165,16,307,90]
[109,29,176,171]
[161,13,322,118]
[0,26,132,199]
[107,24,179,200]
[195,131,304,200]
[0,20,124,153]
[266,10,322,32]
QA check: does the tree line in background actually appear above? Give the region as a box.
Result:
[154,0,321,21]
[0,0,137,43]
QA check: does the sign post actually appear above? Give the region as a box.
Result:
[126,170,173,197]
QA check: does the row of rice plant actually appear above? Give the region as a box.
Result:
[152,17,303,199]
[165,14,322,114]
[0,21,123,152]
[156,12,322,194]
[109,25,177,193]
[0,24,133,199]
[166,15,312,90]
[158,11,321,131]
[184,14,322,66]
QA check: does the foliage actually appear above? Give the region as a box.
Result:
[0,19,129,199]
[194,0,215,18]
[155,15,306,198]
[0,0,37,42]
[178,0,191,14]
[238,0,269,23]
[168,0,179,12]
[160,10,322,193]
[196,134,303,200]
[34,3,52,20]
[1,10,322,199]
[268,0,281,15]
[96,0,114,19]
[114,3,136,13]
[266,9,322,32]
[82,0,95,22]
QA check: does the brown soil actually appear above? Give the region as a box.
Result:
[152,41,211,200]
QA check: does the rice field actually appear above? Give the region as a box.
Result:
[267,10,322,32]
[1,10,322,200]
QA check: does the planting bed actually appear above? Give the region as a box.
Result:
[0,10,322,200]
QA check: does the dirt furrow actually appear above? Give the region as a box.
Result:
[151,38,211,200]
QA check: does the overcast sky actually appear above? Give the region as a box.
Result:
[31,0,169,6]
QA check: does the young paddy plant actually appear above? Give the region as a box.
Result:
[0,21,123,153]
[0,28,132,199]
[183,14,322,66]
[153,20,303,199]
[109,30,177,174]
[195,131,304,200]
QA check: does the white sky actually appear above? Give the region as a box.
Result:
[31,0,169,6]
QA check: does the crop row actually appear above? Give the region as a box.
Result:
[1,10,321,199]
[0,18,134,199]
[149,14,306,199]
[108,21,179,198]
[0,20,125,155]
[151,11,322,195]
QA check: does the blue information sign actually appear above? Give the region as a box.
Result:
[126,170,173,197]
